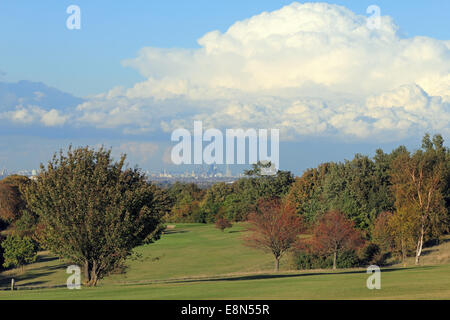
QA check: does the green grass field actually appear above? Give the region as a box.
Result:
[1,223,449,299]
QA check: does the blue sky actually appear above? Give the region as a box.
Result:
[1,0,449,96]
[0,1,449,174]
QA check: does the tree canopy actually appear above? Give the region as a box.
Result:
[21,146,166,286]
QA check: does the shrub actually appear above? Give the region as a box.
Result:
[359,243,380,265]
[337,250,359,268]
[293,251,330,270]
[359,242,390,266]
[215,217,232,232]
[293,250,360,270]
[1,235,37,270]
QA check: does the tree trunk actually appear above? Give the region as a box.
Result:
[87,260,98,286]
[90,273,98,286]
[274,257,280,272]
[401,239,406,267]
[415,225,424,265]
[333,251,337,270]
[83,260,90,285]
[82,260,100,287]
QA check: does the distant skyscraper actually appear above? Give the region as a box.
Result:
[225,164,232,177]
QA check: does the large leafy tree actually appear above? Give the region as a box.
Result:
[390,134,448,265]
[218,164,295,222]
[244,198,304,272]
[22,146,166,286]
[285,153,395,230]
[320,155,394,230]
[244,162,295,200]
[284,163,330,223]
[200,182,233,223]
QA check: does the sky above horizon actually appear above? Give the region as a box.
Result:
[0,1,449,175]
[1,1,450,96]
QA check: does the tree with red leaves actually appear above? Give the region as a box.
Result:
[310,210,364,270]
[215,216,232,232]
[244,198,304,272]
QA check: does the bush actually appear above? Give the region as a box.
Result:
[1,235,37,270]
[337,250,359,268]
[215,217,232,232]
[293,250,360,270]
[359,243,380,265]
[293,251,330,269]
[359,243,390,266]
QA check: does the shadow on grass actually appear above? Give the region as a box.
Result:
[0,271,54,286]
[421,249,438,256]
[0,253,67,288]
[31,264,66,272]
[126,266,436,287]
[163,230,189,235]
[187,267,407,283]
[35,255,60,264]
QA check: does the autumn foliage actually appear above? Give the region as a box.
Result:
[0,175,29,223]
[215,216,232,232]
[309,210,364,270]
[244,198,304,272]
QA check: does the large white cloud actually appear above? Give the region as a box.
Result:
[121,2,450,98]
[6,2,450,141]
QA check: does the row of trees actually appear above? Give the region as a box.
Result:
[165,167,294,223]
[164,134,449,267]
[242,199,367,272]
[0,133,448,282]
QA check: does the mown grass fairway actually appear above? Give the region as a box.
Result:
[1,224,450,299]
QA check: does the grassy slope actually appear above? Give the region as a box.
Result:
[1,223,450,299]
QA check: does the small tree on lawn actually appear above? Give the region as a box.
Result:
[215,216,232,232]
[311,210,364,270]
[244,198,304,272]
[1,235,37,272]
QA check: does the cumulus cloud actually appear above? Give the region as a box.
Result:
[5,2,450,141]
[40,109,68,126]
[7,107,37,124]
[1,106,68,126]
[121,2,450,99]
